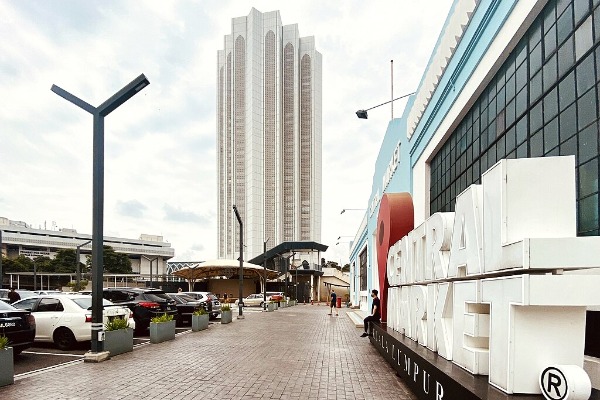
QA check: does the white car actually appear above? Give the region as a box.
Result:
[182,291,222,319]
[235,293,267,307]
[12,294,134,350]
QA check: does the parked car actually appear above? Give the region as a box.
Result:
[182,292,221,320]
[0,289,8,303]
[165,293,210,326]
[234,293,267,308]
[0,300,36,354]
[32,290,63,295]
[11,294,133,350]
[102,288,178,333]
[267,292,285,302]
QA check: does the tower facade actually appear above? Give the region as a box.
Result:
[217,8,322,260]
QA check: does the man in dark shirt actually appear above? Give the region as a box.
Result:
[329,289,339,316]
[361,289,380,337]
[8,288,21,304]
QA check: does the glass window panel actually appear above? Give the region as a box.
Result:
[496,108,506,134]
[557,4,574,45]
[506,55,516,78]
[506,125,516,153]
[530,42,543,76]
[517,142,529,158]
[579,158,599,197]
[506,98,516,127]
[473,160,480,182]
[560,102,578,140]
[473,137,480,157]
[497,84,506,110]
[560,134,578,159]
[489,97,497,121]
[574,0,591,24]
[516,41,528,66]
[481,127,489,149]
[595,5,600,41]
[558,37,576,77]
[544,54,558,93]
[546,146,560,156]
[579,123,599,163]
[560,69,577,109]
[489,118,497,140]
[545,24,558,57]
[557,0,571,16]
[531,129,544,157]
[481,105,489,128]
[516,61,528,92]
[506,150,517,159]
[531,101,544,132]
[517,87,529,118]
[577,52,596,95]
[506,74,516,101]
[531,70,544,101]
[497,135,506,158]
[575,16,594,60]
[544,6,557,33]
[545,116,560,151]
[516,116,528,145]
[531,17,543,46]
[578,193,599,232]
[544,87,560,122]
[577,87,597,129]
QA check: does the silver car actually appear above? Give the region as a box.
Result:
[182,292,221,320]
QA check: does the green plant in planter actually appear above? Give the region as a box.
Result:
[105,317,130,331]
[193,309,207,316]
[0,335,9,350]
[151,313,174,323]
[221,305,231,312]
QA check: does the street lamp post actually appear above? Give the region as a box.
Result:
[75,239,92,291]
[52,73,150,355]
[233,205,244,319]
[263,238,269,311]
[355,92,415,119]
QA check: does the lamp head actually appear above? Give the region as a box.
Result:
[356,110,368,119]
[340,209,346,214]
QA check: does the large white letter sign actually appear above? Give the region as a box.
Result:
[448,185,484,278]
[425,212,454,280]
[384,156,600,395]
[481,274,600,394]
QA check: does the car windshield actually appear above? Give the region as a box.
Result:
[142,292,171,302]
[175,294,197,302]
[0,301,17,311]
[16,291,36,299]
[72,298,114,309]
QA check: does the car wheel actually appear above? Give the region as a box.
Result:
[53,328,77,350]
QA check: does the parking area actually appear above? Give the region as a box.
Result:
[13,326,195,377]
[13,305,278,377]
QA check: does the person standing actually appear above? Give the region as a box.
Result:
[329,289,339,316]
[8,287,21,304]
[361,289,380,337]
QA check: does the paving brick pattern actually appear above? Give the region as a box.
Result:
[1,305,416,399]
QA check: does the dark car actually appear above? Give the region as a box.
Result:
[0,300,36,354]
[165,293,210,326]
[102,288,178,333]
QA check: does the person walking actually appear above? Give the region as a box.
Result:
[329,289,339,316]
[361,289,380,337]
[8,287,21,304]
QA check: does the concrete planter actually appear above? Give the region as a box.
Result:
[192,314,209,331]
[267,303,275,312]
[104,328,134,357]
[274,303,279,310]
[150,320,176,344]
[221,310,232,324]
[0,347,14,387]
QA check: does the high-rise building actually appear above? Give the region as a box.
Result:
[217,8,322,260]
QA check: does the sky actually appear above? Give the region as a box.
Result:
[0,0,452,263]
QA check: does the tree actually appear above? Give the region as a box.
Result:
[86,245,132,274]
[52,249,82,273]
[33,256,54,273]
[2,255,33,272]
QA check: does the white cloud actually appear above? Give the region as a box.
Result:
[0,0,452,263]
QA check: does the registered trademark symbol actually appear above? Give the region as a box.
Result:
[540,367,568,400]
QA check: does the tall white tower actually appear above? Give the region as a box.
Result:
[217,8,322,260]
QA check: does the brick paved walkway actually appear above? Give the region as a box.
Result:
[1,305,416,400]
